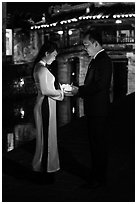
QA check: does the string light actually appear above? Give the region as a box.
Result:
[129,14,133,17]
[97,14,102,19]
[30,13,135,30]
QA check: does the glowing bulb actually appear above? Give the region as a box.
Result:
[57,31,63,35]
[115,20,122,24]
[72,107,75,113]
[20,108,25,118]
[86,7,90,14]
[68,30,73,35]
[97,14,102,19]
[20,78,24,87]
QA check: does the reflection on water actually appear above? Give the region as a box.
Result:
[7,133,14,152]
[6,124,36,152]
[3,96,36,152]
[14,106,25,118]
[3,95,80,152]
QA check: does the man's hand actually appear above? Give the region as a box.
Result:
[61,84,79,96]
[71,85,79,95]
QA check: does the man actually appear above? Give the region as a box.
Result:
[71,28,112,188]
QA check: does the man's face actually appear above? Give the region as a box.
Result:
[83,37,96,57]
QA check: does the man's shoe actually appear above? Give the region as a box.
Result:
[81,179,103,189]
[81,174,107,190]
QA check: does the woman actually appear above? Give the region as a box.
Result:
[32,41,64,176]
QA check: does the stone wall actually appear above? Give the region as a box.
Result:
[57,51,90,126]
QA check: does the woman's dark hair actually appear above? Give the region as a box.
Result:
[32,40,58,79]
[33,40,58,67]
[83,28,102,46]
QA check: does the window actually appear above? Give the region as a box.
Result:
[6,29,12,55]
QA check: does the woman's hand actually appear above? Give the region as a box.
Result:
[60,84,73,96]
[60,84,79,96]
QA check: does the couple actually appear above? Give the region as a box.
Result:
[32,28,112,188]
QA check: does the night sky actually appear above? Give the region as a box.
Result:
[6,2,85,21]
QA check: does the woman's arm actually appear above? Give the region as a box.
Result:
[38,68,64,101]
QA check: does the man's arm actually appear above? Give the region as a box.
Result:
[77,58,112,97]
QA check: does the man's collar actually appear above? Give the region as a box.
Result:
[93,49,104,59]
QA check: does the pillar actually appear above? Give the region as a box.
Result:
[2,2,6,64]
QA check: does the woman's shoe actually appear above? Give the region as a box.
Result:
[32,171,55,185]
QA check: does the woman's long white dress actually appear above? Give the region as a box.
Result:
[32,60,64,173]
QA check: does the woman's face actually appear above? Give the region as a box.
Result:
[45,50,58,65]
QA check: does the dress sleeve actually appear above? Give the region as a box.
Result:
[38,67,64,101]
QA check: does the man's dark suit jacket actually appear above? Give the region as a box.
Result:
[79,50,112,116]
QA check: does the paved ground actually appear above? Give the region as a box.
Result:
[2,93,135,202]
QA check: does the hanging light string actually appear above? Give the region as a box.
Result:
[31,13,135,30]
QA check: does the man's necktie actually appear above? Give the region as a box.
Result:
[84,59,95,84]
[88,58,95,69]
